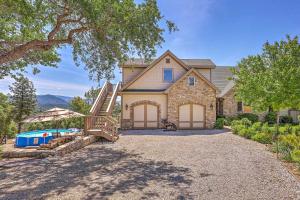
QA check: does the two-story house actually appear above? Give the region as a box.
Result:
[119,50,241,129]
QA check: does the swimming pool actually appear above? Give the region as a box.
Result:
[16,128,81,147]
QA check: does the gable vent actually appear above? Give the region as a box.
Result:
[166,58,170,63]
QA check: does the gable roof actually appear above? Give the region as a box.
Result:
[121,50,189,90]
[218,80,235,97]
[165,68,219,93]
[122,58,216,69]
[211,66,234,91]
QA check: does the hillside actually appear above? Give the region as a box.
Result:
[37,94,73,110]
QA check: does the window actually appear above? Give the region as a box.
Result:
[166,58,170,63]
[188,76,195,86]
[163,68,173,82]
[237,102,243,112]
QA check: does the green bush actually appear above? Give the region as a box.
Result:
[232,124,246,134]
[240,118,252,127]
[251,132,272,144]
[252,122,262,131]
[224,116,239,126]
[214,118,225,129]
[237,113,259,123]
[264,112,277,124]
[279,115,293,124]
[291,150,300,163]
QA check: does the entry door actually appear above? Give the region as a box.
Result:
[179,104,204,129]
[133,104,158,128]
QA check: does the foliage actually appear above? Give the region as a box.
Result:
[112,102,121,118]
[23,117,84,131]
[251,133,272,144]
[232,35,300,119]
[84,86,101,105]
[214,118,225,129]
[264,112,277,124]
[69,96,90,114]
[9,76,37,132]
[279,115,293,124]
[0,93,16,138]
[237,113,259,123]
[0,0,177,80]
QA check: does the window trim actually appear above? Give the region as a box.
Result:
[188,76,195,86]
[163,68,173,83]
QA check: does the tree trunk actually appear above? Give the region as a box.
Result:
[17,122,22,134]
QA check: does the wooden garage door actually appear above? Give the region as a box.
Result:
[179,104,204,129]
[133,104,158,128]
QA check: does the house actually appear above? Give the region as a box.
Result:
[119,50,244,129]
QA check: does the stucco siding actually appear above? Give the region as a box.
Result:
[127,56,187,90]
[122,94,167,119]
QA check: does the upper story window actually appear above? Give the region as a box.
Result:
[188,76,195,86]
[163,68,173,82]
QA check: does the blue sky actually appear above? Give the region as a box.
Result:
[1,0,299,97]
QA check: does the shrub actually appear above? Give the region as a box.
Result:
[240,118,252,127]
[291,150,300,163]
[252,122,262,131]
[279,115,293,124]
[264,112,277,124]
[237,113,259,123]
[232,124,246,134]
[224,116,239,126]
[215,118,225,129]
[251,133,272,144]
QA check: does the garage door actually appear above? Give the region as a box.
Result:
[133,104,158,128]
[179,104,204,129]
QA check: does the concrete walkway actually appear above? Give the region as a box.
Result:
[0,130,299,199]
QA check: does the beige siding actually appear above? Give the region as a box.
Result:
[123,67,144,84]
[122,94,167,119]
[197,69,211,81]
[127,56,187,90]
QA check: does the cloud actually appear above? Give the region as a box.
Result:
[0,77,91,97]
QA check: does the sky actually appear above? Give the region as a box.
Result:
[1,0,299,97]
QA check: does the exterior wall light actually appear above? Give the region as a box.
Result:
[210,103,214,110]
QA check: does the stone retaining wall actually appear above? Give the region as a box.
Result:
[1,135,97,159]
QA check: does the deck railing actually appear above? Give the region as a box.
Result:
[84,116,118,137]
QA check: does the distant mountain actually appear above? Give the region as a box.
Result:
[37,94,73,110]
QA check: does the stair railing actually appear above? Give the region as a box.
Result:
[84,116,118,138]
[106,82,121,114]
[90,81,113,116]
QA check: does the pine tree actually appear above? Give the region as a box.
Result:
[9,77,37,133]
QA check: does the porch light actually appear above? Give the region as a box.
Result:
[125,104,129,110]
[210,103,214,110]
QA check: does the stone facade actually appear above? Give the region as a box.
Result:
[222,88,239,117]
[167,71,216,128]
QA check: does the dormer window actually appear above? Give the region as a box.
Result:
[163,68,173,82]
[188,76,195,86]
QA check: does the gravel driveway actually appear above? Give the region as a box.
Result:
[0,130,299,200]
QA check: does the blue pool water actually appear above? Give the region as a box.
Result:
[16,129,81,147]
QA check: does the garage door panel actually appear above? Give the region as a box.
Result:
[147,105,157,121]
[147,122,158,128]
[133,105,144,121]
[193,105,204,121]
[179,104,205,129]
[179,104,190,121]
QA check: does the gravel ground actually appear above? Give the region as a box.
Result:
[0,129,299,200]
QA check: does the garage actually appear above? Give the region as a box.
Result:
[179,104,205,129]
[133,103,159,128]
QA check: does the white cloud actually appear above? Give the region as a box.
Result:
[0,77,91,97]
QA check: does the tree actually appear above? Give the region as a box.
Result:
[0,93,16,139]
[9,76,37,133]
[0,0,177,80]
[69,96,90,114]
[232,35,300,117]
[232,35,300,157]
[84,86,101,105]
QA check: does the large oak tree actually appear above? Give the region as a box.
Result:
[0,0,177,80]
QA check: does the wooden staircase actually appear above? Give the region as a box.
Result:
[85,81,121,142]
